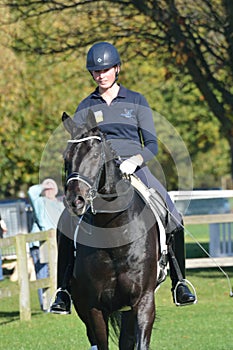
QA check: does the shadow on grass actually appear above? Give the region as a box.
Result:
[188,267,233,279]
[186,242,209,258]
[0,310,20,325]
[0,309,43,325]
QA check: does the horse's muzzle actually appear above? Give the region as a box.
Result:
[64,194,87,216]
[74,195,85,210]
[65,172,93,215]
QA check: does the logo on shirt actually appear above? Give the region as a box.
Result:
[94,110,104,123]
[120,109,135,118]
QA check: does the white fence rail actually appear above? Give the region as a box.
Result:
[169,190,233,258]
[169,189,233,200]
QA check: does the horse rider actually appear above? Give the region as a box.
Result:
[50,41,196,314]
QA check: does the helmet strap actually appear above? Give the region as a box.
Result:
[110,65,120,87]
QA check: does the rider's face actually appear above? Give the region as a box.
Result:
[92,66,119,90]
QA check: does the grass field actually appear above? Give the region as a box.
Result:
[185,223,210,258]
[0,265,233,350]
[185,223,209,243]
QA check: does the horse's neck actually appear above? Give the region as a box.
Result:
[99,140,120,194]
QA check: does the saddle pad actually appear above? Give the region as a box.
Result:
[130,175,167,253]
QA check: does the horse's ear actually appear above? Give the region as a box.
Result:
[86,109,98,131]
[62,112,80,138]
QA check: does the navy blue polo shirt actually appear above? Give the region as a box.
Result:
[73,85,158,162]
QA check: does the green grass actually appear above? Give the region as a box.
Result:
[185,224,209,243]
[1,267,233,350]
[185,224,210,258]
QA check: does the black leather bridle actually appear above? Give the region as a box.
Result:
[65,134,106,214]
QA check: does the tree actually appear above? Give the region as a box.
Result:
[0,0,232,194]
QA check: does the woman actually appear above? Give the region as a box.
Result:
[50,42,196,314]
[28,178,64,311]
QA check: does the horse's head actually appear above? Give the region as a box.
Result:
[62,109,116,216]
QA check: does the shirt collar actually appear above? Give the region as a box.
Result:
[91,84,127,100]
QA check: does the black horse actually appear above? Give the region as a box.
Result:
[62,110,160,350]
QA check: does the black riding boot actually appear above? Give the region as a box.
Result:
[50,209,78,314]
[167,226,196,306]
[50,232,74,314]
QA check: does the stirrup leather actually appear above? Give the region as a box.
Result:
[157,250,168,285]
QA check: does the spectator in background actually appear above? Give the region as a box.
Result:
[0,215,7,281]
[28,178,64,311]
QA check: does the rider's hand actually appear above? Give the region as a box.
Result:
[119,154,144,175]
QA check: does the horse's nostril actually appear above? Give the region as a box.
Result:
[74,196,85,209]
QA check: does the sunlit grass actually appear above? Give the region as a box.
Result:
[185,224,209,243]
[1,267,232,349]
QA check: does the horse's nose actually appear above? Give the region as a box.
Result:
[73,195,85,210]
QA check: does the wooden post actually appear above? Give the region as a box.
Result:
[39,229,57,310]
[47,229,57,297]
[209,223,221,257]
[15,234,31,321]
[39,239,50,310]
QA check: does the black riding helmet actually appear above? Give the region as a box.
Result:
[86,42,121,71]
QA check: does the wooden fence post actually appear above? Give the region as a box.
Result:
[15,234,31,321]
[39,229,57,310]
[47,229,57,301]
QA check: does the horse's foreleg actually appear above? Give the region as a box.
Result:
[135,291,155,350]
[75,306,108,350]
[119,310,136,350]
[89,308,109,350]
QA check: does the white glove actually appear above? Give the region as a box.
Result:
[119,155,144,175]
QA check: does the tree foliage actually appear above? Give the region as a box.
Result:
[0,0,232,196]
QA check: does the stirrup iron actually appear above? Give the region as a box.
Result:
[173,279,198,306]
[49,287,72,313]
